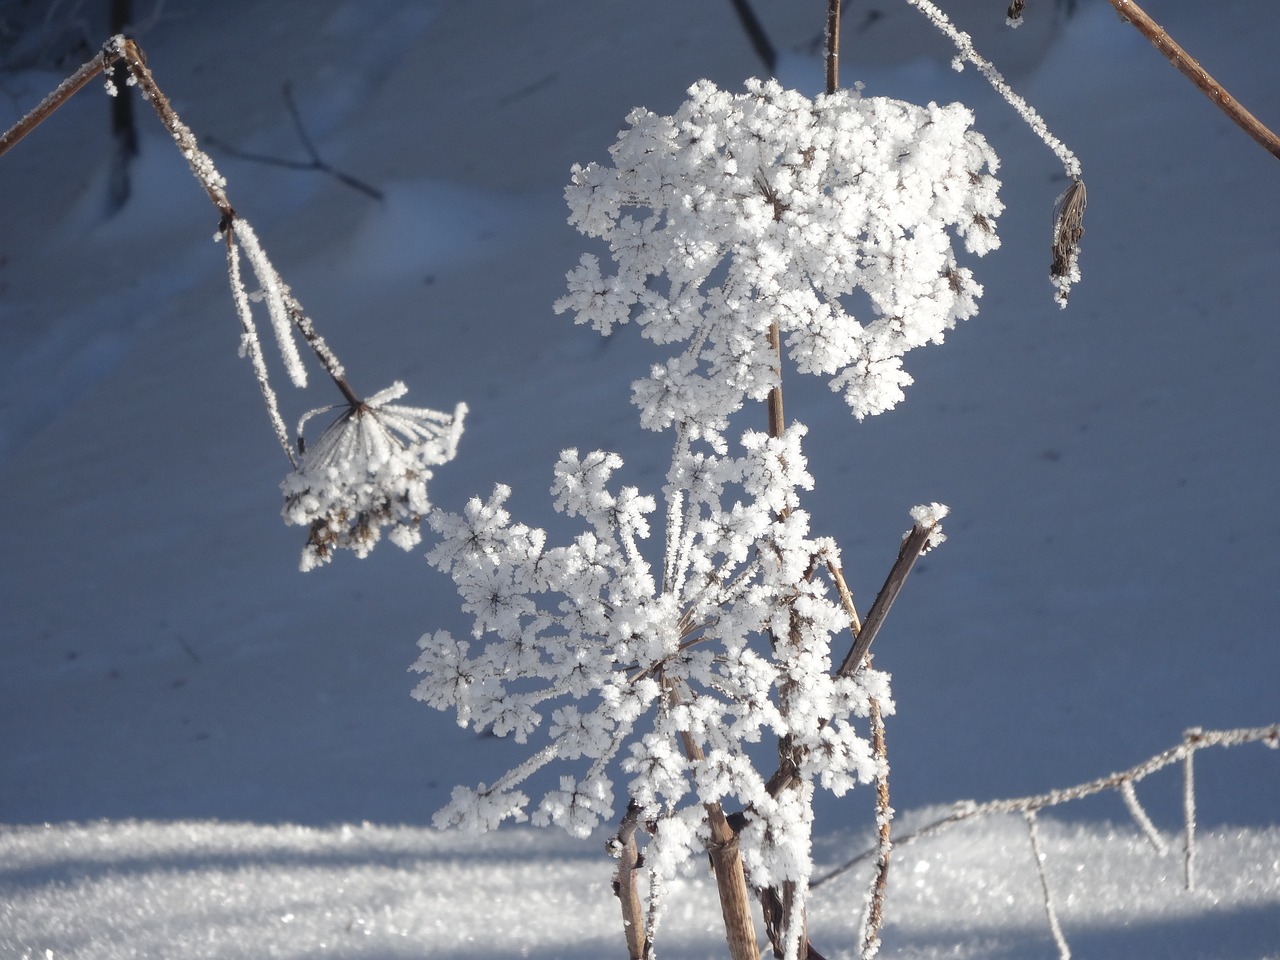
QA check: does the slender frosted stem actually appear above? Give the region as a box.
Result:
[1025,811,1071,960]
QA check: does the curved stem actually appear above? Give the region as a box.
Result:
[1108,0,1280,161]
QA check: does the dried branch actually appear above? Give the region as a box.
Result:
[812,723,1280,888]
[859,691,892,959]
[835,521,935,678]
[1118,778,1167,855]
[1024,811,1071,960]
[1182,733,1197,891]
[1,35,368,424]
[0,47,112,158]
[668,683,761,960]
[825,0,840,96]
[609,800,650,960]
[1009,0,1280,161]
[1105,0,1280,161]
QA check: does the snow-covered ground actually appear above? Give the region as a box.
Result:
[1,1,1277,957]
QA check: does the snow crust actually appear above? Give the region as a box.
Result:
[2,817,1277,959]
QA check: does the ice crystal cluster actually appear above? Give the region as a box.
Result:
[414,78,995,954]
[556,78,1002,429]
[283,384,467,571]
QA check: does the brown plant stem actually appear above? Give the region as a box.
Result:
[860,690,892,958]
[106,37,233,217]
[0,51,112,159]
[1106,0,1280,161]
[836,521,934,678]
[669,684,761,960]
[612,800,649,960]
[825,0,841,96]
[0,36,366,424]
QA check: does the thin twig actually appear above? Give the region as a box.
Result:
[1119,779,1167,855]
[1106,0,1280,161]
[835,522,934,678]
[824,557,862,637]
[766,319,785,441]
[901,0,1080,180]
[107,36,232,217]
[0,36,371,428]
[1025,811,1071,960]
[0,47,110,158]
[812,723,1280,888]
[859,690,892,959]
[224,226,297,466]
[825,0,840,96]
[1182,729,1198,891]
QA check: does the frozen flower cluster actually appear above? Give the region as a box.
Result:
[221,213,468,571]
[414,77,980,958]
[556,78,1003,432]
[283,383,466,571]
[414,426,889,874]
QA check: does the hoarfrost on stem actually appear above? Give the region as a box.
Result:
[414,426,892,886]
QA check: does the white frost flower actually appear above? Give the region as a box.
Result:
[555,78,1003,431]
[282,382,466,570]
[414,75,993,958]
[413,426,883,906]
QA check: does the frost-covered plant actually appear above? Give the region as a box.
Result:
[224,193,467,573]
[283,383,467,570]
[413,76,994,960]
[0,34,468,573]
[559,78,1002,428]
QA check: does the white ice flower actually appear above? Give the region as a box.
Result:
[414,425,882,892]
[555,78,1003,433]
[282,382,466,570]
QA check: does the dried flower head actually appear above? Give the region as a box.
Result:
[282,382,467,571]
[1051,178,1087,307]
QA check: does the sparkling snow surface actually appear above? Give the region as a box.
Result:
[1,0,1278,957]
